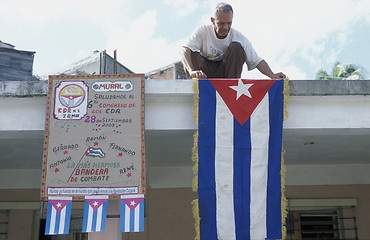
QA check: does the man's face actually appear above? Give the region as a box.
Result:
[211,12,233,39]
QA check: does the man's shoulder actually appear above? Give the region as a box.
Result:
[229,28,251,44]
[230,28,246,39]
[194,24,213,33]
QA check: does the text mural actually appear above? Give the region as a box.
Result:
[41,75,145,199]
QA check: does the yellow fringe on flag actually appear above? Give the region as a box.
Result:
[192,78,200,240]
[283,78,290,120]
[281,78,290,238]
[281,148,287,239]
[192,78,199,126]
[192,131,199,192]
[192,199,200,240]
[192,78,199,193]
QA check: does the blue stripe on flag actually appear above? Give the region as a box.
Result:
[120,201,126,232]
[91,206,97,232]
[130,206,135,232]
[54,207,60,234]
[45,202,52,234]
[233,118,251,239]
[266,80,283,239]
[101,201,108,231]
[198,79,218,240]
[139,199,145,232]
[139,200,145,232]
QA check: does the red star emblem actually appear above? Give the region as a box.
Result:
[126,173,132,178]
[63,150,68,155]
[93,142,99,146]
[118,152,123,157]
[54,168,60,173]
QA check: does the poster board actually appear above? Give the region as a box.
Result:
[41,74,145,200]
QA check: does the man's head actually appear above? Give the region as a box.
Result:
[211,2,233,39]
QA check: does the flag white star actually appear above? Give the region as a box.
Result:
[130,200,136,206]
[229,79,253,100]
[56,202,62,208]
[93,201,99,206]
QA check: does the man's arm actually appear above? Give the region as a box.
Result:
[181,47,207,79]
[256,60,286,79]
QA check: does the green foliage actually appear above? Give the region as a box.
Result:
[315,61,365,80]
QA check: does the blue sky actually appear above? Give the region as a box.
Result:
[1,0,369,79]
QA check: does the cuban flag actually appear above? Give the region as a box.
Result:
[197,79,284,240]
[45,196,72,235]
[85,147,106,158]
[82,195,108,232]
[120,194,145,232]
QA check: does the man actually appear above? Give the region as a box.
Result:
[181,2,286,79]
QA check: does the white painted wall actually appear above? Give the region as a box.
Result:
[284,95,370,129]
[1,80,370,189]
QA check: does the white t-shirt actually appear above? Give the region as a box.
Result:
[184,24,262,70]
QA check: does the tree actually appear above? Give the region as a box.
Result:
[315,61,365,80]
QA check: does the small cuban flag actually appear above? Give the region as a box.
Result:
[82,195,108,232]
[45,196,72,235]
[120,194,145,232]
[85,147,106,158]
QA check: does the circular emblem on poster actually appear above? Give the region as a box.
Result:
[59,84,86,108]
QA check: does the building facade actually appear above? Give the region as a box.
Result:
[0,79,370,239]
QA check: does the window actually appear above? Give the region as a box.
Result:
[0,210,9,240]
[286,199,358,240]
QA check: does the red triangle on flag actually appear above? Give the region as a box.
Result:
[86,199,107,211]
[122,198,144,211]
[209,79,276,126]
[49,200,70,213]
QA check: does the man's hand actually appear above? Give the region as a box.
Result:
[270,72,286,79]
[189,70,208,79]
[256,60,287,79]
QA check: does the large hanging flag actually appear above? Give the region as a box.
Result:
[195,79,285,240]
[82,195,109,232]
[120,194,145,232]
[45,196,72,235]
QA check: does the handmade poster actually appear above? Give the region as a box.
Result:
[41,74,145,199]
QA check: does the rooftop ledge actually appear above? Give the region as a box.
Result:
[1,79,370,97]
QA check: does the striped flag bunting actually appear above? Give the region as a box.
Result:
[45,196,72,235]
[120,194,145,232]
[82,195,108,232]
[195,79,284,240]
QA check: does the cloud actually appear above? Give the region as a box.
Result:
[221,0,370,79]
[0,0,129,28]
[105,10,184,73]
[163,0,199,17]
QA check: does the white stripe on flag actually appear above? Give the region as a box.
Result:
[86,205,93,232]
[50,205,56,234]
[59,206,66,234]
[125,205,130,232]
[96,204,103,231]
[215,92,236,240]
[134,204,140,232]
[250,93,269,239]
